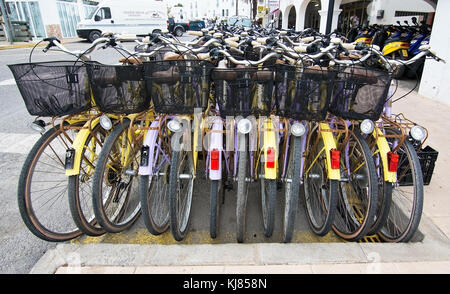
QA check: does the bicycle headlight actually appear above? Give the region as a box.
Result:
[291,122,306,137]
[360,119,374,135]
[29,120,46,133]
[167,119,182,133]
[237,118,252,134]
[99,115,113,130]
[410,125,426,141]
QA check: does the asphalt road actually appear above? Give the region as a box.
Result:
[0,36,341,274]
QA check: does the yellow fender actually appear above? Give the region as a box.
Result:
[65,117,100,176]
[373,127,396,183]
[355,37,372,44]
[382,41,410,56]
[263,118,277,180]
[319,123,340,180]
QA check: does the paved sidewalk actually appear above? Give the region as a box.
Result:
[30,80,450,274]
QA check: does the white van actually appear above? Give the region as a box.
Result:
[77,0,167,42]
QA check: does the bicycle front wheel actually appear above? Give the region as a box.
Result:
[282,135,302,243]
[18,123,82,241]
[168,149,194,241]
[92,119,142,233]
[68,123,109,236]
[332,129,378,241]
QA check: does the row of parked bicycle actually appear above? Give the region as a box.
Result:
[9,24,441,244]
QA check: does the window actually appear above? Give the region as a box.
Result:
[96,7,111,20]
[226,9,229,17]
[222,9,224,17]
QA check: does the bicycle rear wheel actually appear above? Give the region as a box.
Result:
[18,123,82,241]
[92,119,142,233]
[303,124,338,236]
[332,129,378,241]
[365,134,393,236]
[379,134,424,242]
[260,158,277,238]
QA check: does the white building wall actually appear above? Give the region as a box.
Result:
[366,0,434,25]
[167,0,250,21]
[419,0,450,105]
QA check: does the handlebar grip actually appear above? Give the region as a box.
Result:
[240,32,248,37]
[225,39,239,48]
[213,33,224,39]
[188,31,203,37]
[256,37,267,44]
[294,45,308,53]
[301,36,314,43]
[342,43,356,50]
[116,33,137,41]
[43,36,61,44]
[197,53,210,61]
[251,41,260,47]
[225,36,239,42]
[331,37,342,45]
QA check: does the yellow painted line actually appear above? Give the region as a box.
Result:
[72,229,346,245]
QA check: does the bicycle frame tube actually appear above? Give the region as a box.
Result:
[65,117,101,176]
[139,119,163,176]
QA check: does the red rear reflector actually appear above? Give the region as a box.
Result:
[211,149,219,170]
[388,152,399,172]
[266,147,275,169]
[330,149,340,169]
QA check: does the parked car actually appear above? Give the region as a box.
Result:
[77,0,167,42]
[167,18,206,37]
[168,17,189,37]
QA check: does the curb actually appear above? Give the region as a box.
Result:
[30,240,450,274]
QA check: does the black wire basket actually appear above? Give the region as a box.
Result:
[8,61,91,117]
[144,60,214,114]
[86,61,149,114]
[398,145,438,186]
[212,66,276,118]
[274,64,336,121]
[330,67,392,121]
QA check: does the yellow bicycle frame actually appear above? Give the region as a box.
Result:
[372,126,397,183]
[319,122,341,180]
[262,117,278,180]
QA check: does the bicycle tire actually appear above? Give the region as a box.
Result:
[236,134,248,243]
[92,119,141,233]
[260,164,276,238]
[332,129,378,241]
[139,122,171,235]
[18,124,82,242]
[303,124,338,236]
[168,150,194,241]
[209,180,220,239]
[282,135,302,243]
[379,135,424,242]
[68,124,108,236]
